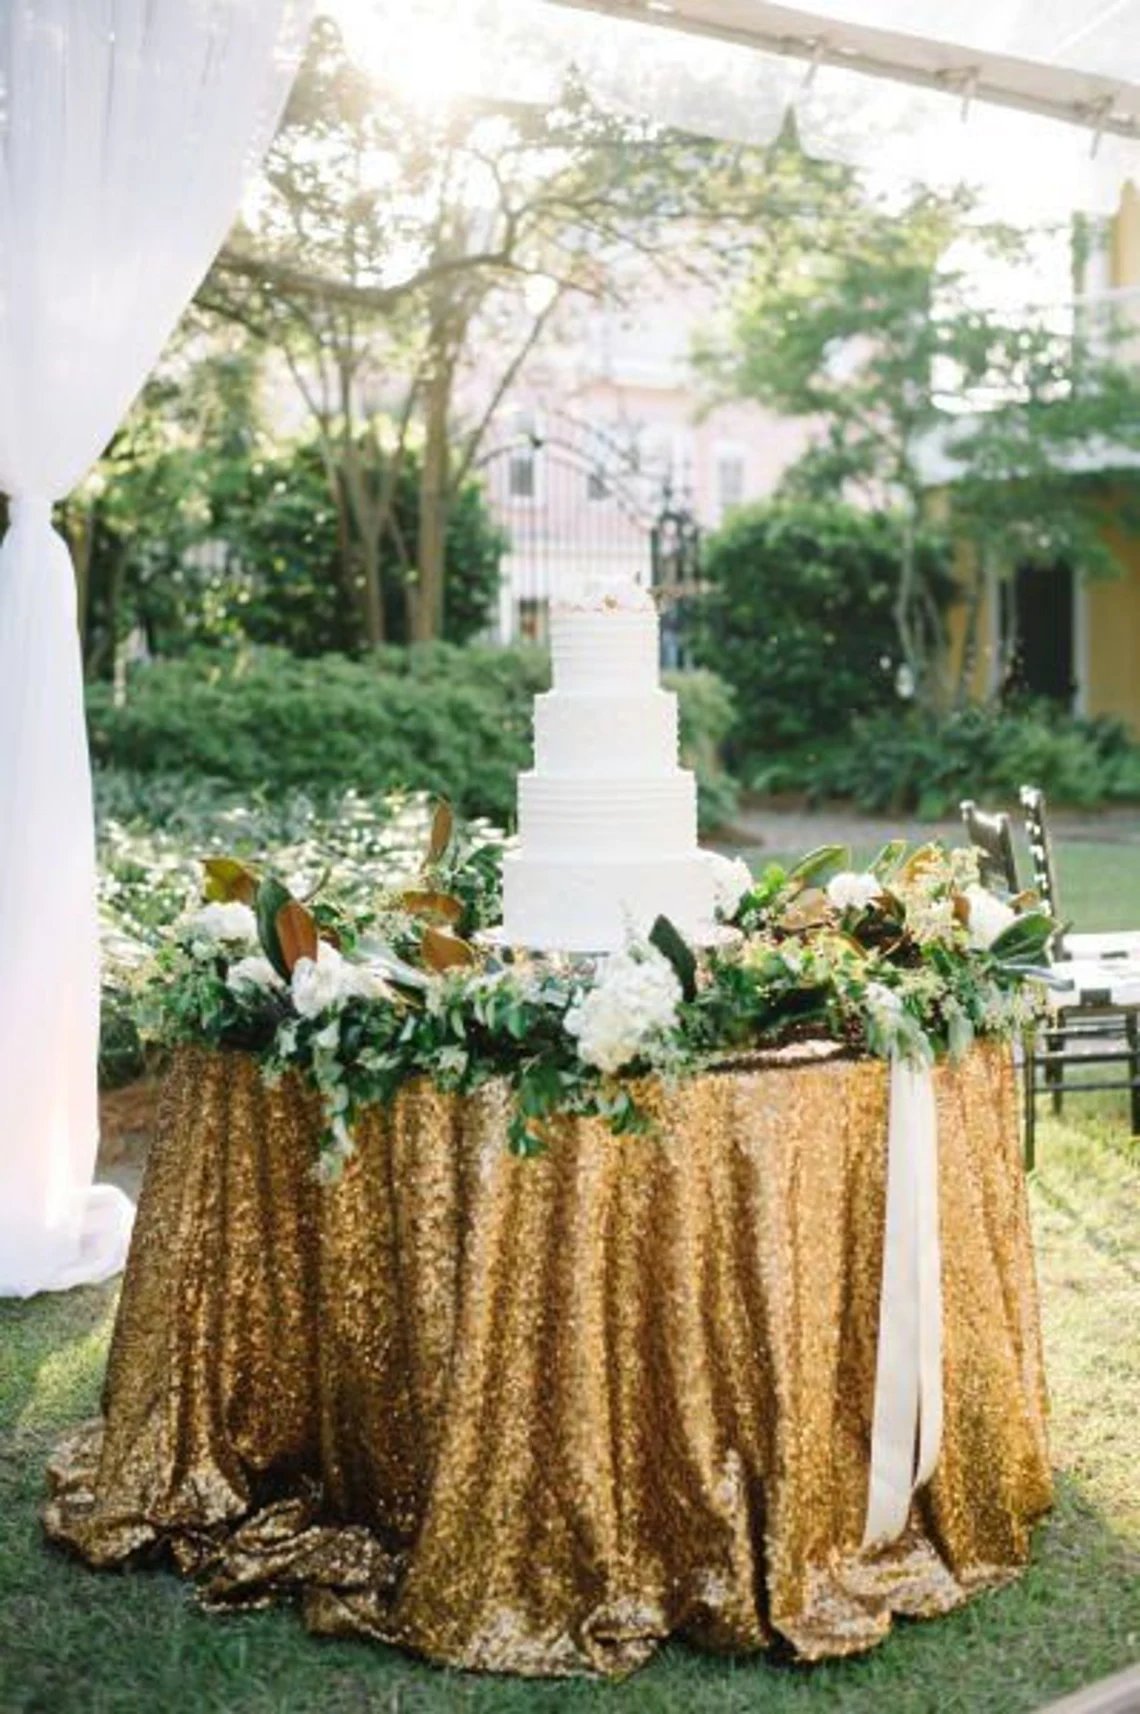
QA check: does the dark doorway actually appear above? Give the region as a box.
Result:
[1002,563,1076,705]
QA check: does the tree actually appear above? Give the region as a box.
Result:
[700,175,1140,708]
[197,18,842,646]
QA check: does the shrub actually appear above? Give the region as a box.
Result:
[692,500,952,760]
[787,702,1140,817]
[88,646,737,831]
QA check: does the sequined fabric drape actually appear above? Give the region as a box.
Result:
[44,1042,1051,1678]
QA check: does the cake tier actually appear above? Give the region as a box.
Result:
[551,606,659,693]
[502,851,718,952]
[516,772,697,857]
[533,688,679,777]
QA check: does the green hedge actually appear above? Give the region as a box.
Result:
[88,645,738,830]
[753,702,1140,817]
[692,499,952,759]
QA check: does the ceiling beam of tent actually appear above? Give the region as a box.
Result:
[542,0,1140,142]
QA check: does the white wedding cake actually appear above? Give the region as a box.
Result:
[501,581,718,952]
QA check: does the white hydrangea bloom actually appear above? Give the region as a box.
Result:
[187,901,258,945]
[564,946,682,1075]
[226,955,283,995]
[826,871,882,913]
[291,941,388,1017]
[705,852,753,917]
[964,885,1016,950]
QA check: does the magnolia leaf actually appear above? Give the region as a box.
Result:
[203,857,257,906]
[897,843,942,883]
[402,889,464,925]
[786,844,850,892]
[779,887,831,934]
[421,926,476,972]
[869,839,908,880]
[275,899,319,976]
[427,800,454,868]
[649,914,697,1002]
[255,878,295,982]
[988,910,1055,962]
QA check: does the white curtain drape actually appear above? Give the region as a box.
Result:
[0,0,311,1298]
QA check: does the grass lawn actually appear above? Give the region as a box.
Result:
[2,1090,1138,1714]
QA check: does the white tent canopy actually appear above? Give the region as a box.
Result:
[390,0,1140,217]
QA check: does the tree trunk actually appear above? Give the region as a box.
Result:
[359,526,385,649]
[411,359,451,643]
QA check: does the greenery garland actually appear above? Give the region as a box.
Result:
[142,806,1054,1178]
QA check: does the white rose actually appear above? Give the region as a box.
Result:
[964,885,1016,951]
[291,941,349,1018]
[226,955,283,995]
[187,901,258,945]
[826,871,882,913]
[705,852,753,917]
[564,946,681,1074]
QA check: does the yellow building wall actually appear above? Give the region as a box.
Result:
[940,187,1140,732]
[1084,518,1140,734]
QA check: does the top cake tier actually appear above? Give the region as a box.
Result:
[551,603,659,694]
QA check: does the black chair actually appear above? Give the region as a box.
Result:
[960,799,1020,895]
[959,795,1140,1166]
[1017,786,1140,1163]
[1020,786,1140,962]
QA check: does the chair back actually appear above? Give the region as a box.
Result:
[1019,785,1062,924]
[959,799,1020,895]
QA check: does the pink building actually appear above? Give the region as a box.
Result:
[473,279,809,642]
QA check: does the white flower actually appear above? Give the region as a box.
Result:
[564,945,682,1074]
[187,901,257,945]
[705,852,753,917]
[865,981,904,1020]
[226,955,283,996]
[291,941,389,1018]
[964,885,1016,951]
[826,871,882,913]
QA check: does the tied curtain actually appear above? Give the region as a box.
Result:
[0,0,311,1298]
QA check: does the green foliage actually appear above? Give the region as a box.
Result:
[96,783,506,1088]
[693,500,951,757]
[88,648,736,831]
[87,647,544,824]
[775,703,1140,817]
[208,435,506,654]
[701,172,1140,703]
[69,412,506,666]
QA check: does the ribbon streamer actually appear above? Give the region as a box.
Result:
[862,1055,943,1548]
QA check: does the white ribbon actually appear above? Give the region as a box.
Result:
[862,1055,943,1550]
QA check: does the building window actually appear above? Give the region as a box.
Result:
[715,451,745,520]
[517,597,550,644]
[508,449,537,500]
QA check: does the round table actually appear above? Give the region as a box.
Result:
[44,1040,1051,1679]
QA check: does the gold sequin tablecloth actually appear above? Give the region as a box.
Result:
[44,1042,1051,1678]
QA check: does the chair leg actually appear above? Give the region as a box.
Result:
[1023,1037,1037,1171]
[1045,1028,1064,1115]
[1128,1013,1140,1138]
